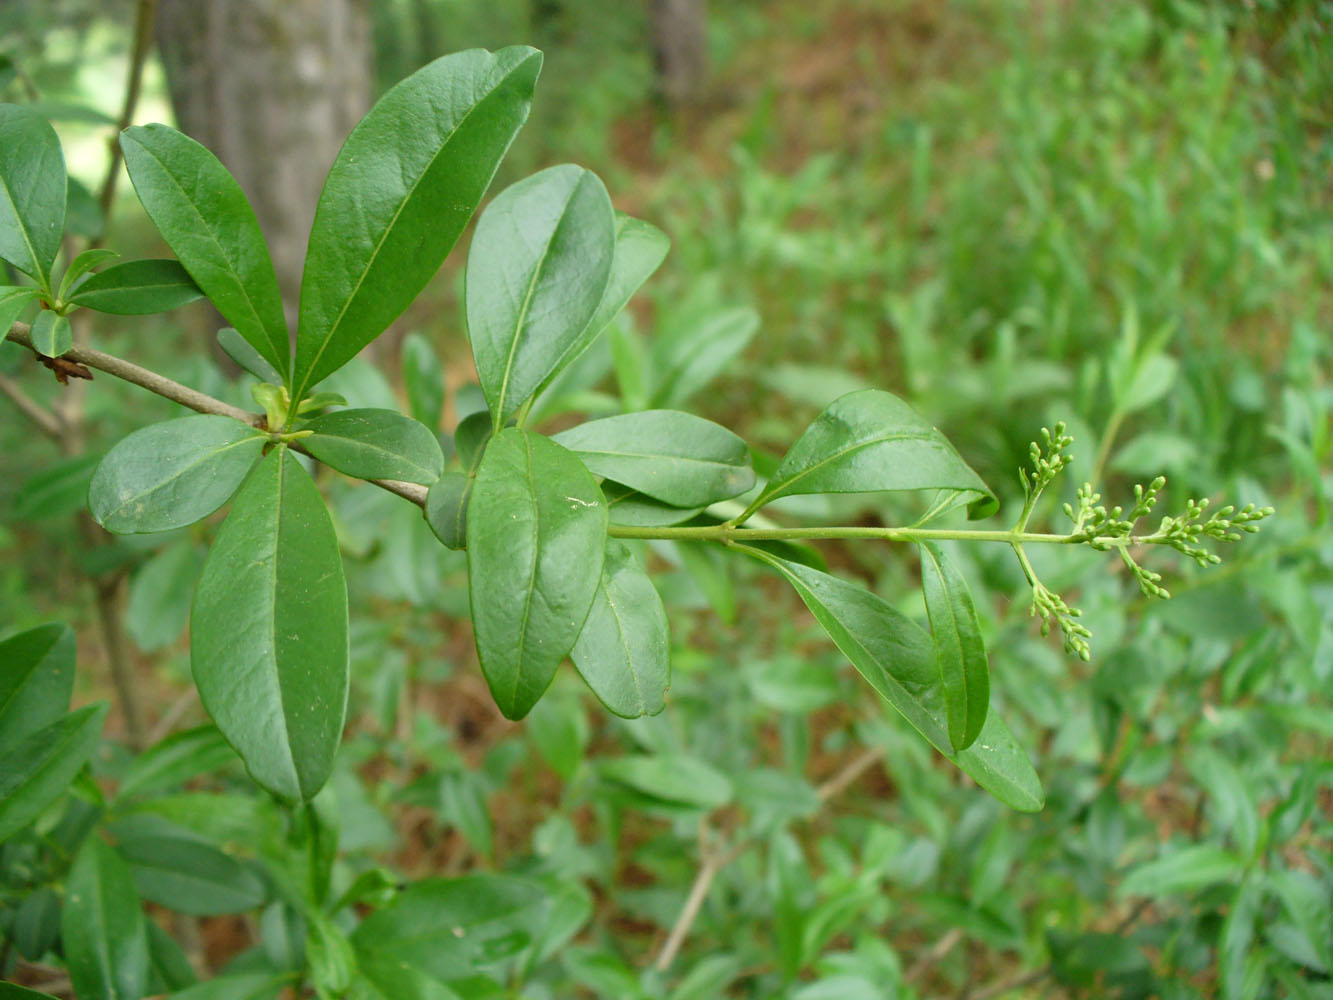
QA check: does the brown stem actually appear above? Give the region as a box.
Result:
[98,0,160,224]
[94,574,146,750]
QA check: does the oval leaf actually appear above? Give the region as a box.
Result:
[0,104,66,284]
[0,623,75,757]
[554,410,754,507]
[920,542,989,751]
[62,837,150,1000]
[30,308,70,357]
[756,390,996,518]
[467,429,607,720]
[68,258,204,315]
[571,539,669,718]
[466,164,616,427]
[300,408,444,485]
[89,415,266,534]
[293,46,543,400]
[745,549,1043,812]
[117,831,268,916]
[0,703,107,844]
[191,447,349,802]
[121,123,289,379]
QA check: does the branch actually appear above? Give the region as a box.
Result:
[0,372,63,438]
[98,0,160,222]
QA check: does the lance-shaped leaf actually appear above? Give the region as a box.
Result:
[754,390,997,519]
[920,542,989,751]
[68,258,204,315]
[89,415,267,534]
[745,549,1042,812]
[0,104,66,285]
[57,247,118,299]
[553,410,753,508]
[30,309,70,357]
[0,623,75,758]
[293,46,543,401]
[0,286,40,334]
[466,164,616,427]
[0,703,107,843]
[191,447,349,802]
[121,123,289,379]
[218,326,282,383]
[467,429,607,719]
[117,831,268,916]
[62,837,150,1000]
[300,408,444,485]
[571,539,669,718]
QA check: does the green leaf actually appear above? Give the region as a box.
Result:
[553,410,754,507]
[755,390,996,519]
[68,259,204,315]
[466,429,607,719]
[293,46,543,400]
[218,326,282,384]
[0,104,66,285]
[0,983,61,999]
[1117,845,1245,898]
[62,838,149,1000]
[29,308,70,357]
[466,164,616,427]
[402,333,445,429]
[536,212,670,394]
[603,481,704,527]
[745,550,1043,811]
[353,954,463,1000]
[12,886,61,961]
[424,469,471,550]
[121,123,289,379]
[191,447,349,802]
[65,175,102,240]
[12,453,98,521]
[649,306,758,409]
[115,725,235,803]
[599,754,733,809]
[0,285,40,333]
[0,703,107,843]
[57,247,118,299]
[351,874,545,978]
[0,623,75,758]
[166,973,287,1000]
[919,542,989,751]
[300,408,444,485]
[145,918,196,994]
[570,539,669,718]
[117,831,268,915]
[453,411,493,469]
[125,541,205,651]
[89,415,266,534]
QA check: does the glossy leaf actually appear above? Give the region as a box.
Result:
[755,390,996,519]
[0,623,75,758]
[30,308,70,357]
[68,259,204,315]
[0,104,66,284]
[424,470,471,550]
[57,247,118,299]
[294,46,543,400]
[0,703,107,843]
[466,164,616,426]
[0,285,40,334]
[121,123,289,379]
[553,410,754,507]
[746,550,1043,811]
[599,754,733,809]
[300,408,444,485]
[453,411,492,469]
[191,447,349,802]
[603,481,704,527]
[89,415,266,534]
[401,332,445,429]
[218,326,282,383]
[570,539,669,718]
[117,831,267,915]
[62,837,150,1000]
[467,429,607,719]
[920,542,989,751]
[125,541,205,651]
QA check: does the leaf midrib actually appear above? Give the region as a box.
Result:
[763,428,935,503]
[265,452,300,796]
[104,433,262,523]
[510,434,541,710]
[0,168,46,282]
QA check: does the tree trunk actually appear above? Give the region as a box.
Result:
[155,0,372,333]
[650,0,708,108]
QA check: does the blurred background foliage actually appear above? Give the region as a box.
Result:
[2,0,1331,997]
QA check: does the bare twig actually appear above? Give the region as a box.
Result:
[906,928,965,986]
[0,372,63,438]
[654,840,728,972]
[98,0,160,222]
[816,745,886,802]
[94,573,145,750]
[147,686,200,744]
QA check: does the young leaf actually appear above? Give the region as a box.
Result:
[56,247,118,300]
[293,46,543,401]
[191,447,349,802]
[117,831,268,916]
[570,539,669,718]
[299,408,444,485]
[919,541,989,751]
[67,258,205,315]
[0,104,66,286]
[0,286,41,334]
[62,837,150,1000]
[121,123,290,379]
[745,549,1043,812]
[218,326,283,384]
[553,409,754,507]
[0,703,107,844]
[467,429,607,719]
[401,332,445,429]
[754,390,997,519]
[29,308,70,357]
[0,623,75,758]
[88,415,267,534]
[466,164,616,427]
